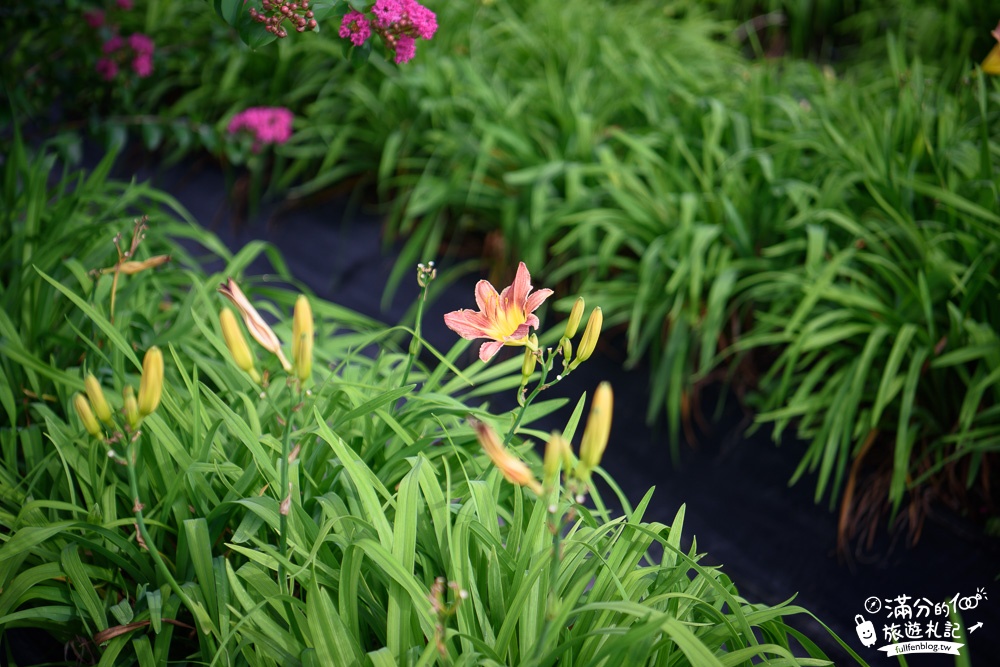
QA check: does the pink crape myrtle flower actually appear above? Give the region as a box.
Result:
[96,58,119,81]
[132,53,153,77]
[444,262,553,362]
[339,10,372,46]
[117,0,134,9]
[84,10,105,28]
[227,107,294,152]
[128,33,155,56]
[103,35,124,54]
[394,35,416,64]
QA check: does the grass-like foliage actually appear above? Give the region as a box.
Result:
[0,140,864,665]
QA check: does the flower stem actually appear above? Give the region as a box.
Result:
[126,435,206,631]
[401,277,431,388]
[503,352,551,447]
[277,392,295,595]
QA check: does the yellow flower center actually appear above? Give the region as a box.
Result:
[488,294,526,340]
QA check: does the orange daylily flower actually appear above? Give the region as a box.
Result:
[472,419,543,495]
[444,262,553,362]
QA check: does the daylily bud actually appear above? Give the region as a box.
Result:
[579,382,613,474]
[564,297,585,339]
[292,295,313,383]
[472,419,543,495]
[220,309,260,382]
[73,393,102,437]
[218,278,292,372]
[521,335,538,380]
[542,432,569,485]
[560,337,572,361]
[84,374,113,424]
[137,347,163,416]
[985,43,1000,75]
[123,385,140,428]
[572,307,603,368]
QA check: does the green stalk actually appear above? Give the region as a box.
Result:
[401,277,431,387]
[126,435,209,633]
[503,349,552,447]
[277,392,295,596]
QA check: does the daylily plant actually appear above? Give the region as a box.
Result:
[444,262,553,362]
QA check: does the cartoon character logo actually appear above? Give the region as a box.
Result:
[855,614,877,648]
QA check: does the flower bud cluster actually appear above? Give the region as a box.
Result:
[218,278,314,385]
[73,347,164,440]
[94,29,155,81]
[339,0,437,64]
[473,382,613,499]
[249,0,317,38]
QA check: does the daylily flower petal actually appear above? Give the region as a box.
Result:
[479,340,505,362]
[525,288,555,315]
[507,262,532,308]
[444,310,495,340]
[475,280,497,314]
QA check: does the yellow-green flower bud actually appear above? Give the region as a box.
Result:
[73,393,102,437]
[220,309,258,380]
[123,385,139,428]
[560,337,572,361]
[572,307,603,368]
[521,335,538,380]
[84,374,112,424]
[564,297,585,339]
[579,382,613,474]
[542,432,569,485]
[292,295,313,383]
[137,347,163,417]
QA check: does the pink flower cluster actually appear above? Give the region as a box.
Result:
[338,0,437,64]
[86,0,154,81]
[227,107,295,152]
[96,31,155,80]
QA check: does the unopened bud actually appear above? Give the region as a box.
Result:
[572,307,603,368]
[542,432,569,484]
[220,309,259,381]
[564,297,585,339]
[137,347,163,416]
[578,382,613,474]
[292,295,313,383]
[73,393,102,437]
[84,374,113,424]
[123,385,139,428]
[521,335,538,379]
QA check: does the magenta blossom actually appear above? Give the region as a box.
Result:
[128,33,155,56]
[84,10,105,28]
[339,10,372,47]
[96,58,119,81]
[103,36,124,54]
[347,0,436,63]
[132,53,154,77]
[117,0,134,9]
[228,107,295,152]
[394,35,416,64]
